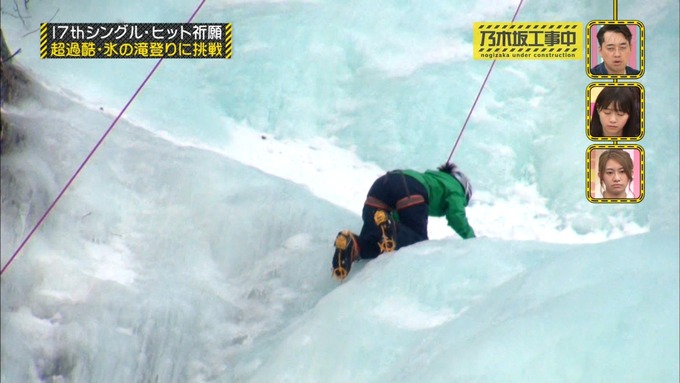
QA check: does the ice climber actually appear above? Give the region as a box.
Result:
[332,162,476,280]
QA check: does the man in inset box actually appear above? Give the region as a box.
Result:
[592,24,640,75]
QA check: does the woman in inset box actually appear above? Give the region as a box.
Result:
[590,86,640,138]
[596,149,635,199]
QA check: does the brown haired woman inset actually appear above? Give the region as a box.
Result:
[596,149,635,198]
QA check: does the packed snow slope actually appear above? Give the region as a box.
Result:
[1,0,678,382]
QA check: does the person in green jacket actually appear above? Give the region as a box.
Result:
[332,162,475,280]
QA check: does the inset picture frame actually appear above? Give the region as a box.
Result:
[586,83,644,141]
[586,145,645,203]
[586,21,645,79]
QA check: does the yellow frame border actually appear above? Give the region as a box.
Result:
[585,82,645,141]
[585,20,645,79]
[586,144,645,204]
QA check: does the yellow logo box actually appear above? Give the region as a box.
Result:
[473,22,583,60]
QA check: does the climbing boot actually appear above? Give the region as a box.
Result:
[374,210,397,253]
[332,230,360,281]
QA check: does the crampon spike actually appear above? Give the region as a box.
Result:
[378,238,396,253]
[333,267,348,281]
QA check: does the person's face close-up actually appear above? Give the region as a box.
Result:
[601,158,630,196]
[597,102,630,136]
[598,31,632,74]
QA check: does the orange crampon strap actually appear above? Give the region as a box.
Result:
[333,237,349,281]
[332,230,359,281]
[374,210,397,253]
[378,237,396,253]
